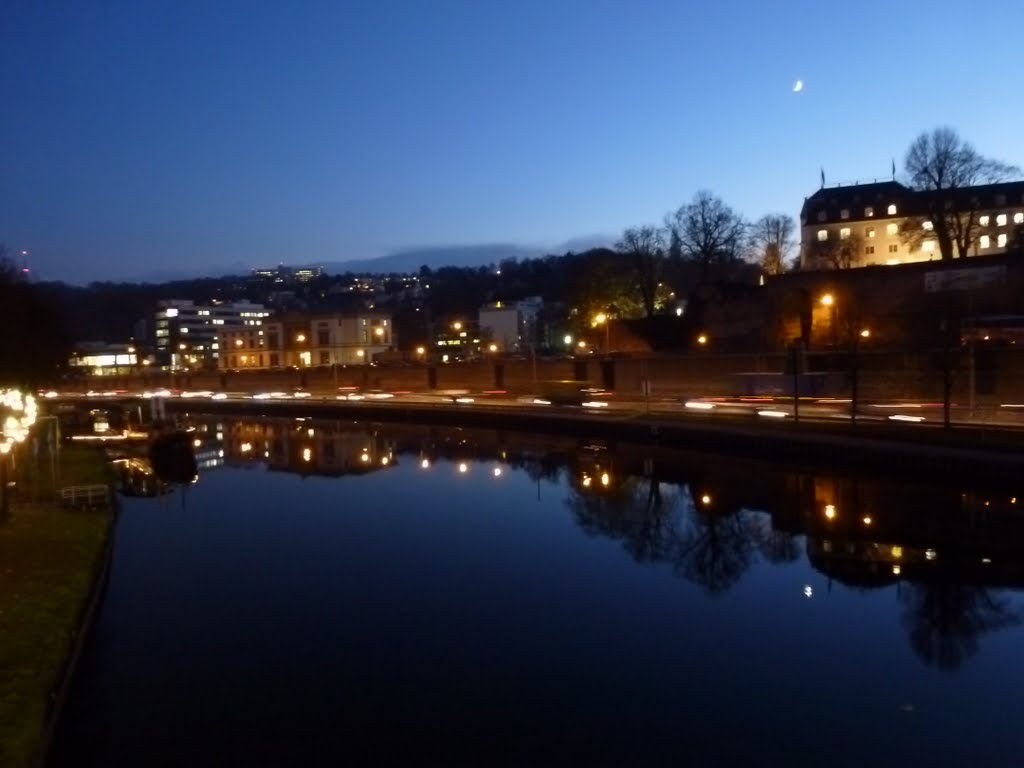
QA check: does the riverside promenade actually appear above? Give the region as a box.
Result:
[0,445,115,768]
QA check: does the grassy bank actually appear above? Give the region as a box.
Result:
[0,444,114,768]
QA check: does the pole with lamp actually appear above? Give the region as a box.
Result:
[593,313,610,355]
[820,293,837,347]
[850,328,870,426]
[0,440,11,522]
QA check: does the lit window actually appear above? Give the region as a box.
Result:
[997,214,1007,226]
[886,223,898,235]
[888,244,898,253]
[866,226,875,238]
[865,206,874,217]
[997,234,1007,248]
[840,228,850,240]
[980,235,991,249]
[923,221,933,231]
[840,209,850,220]
[165,308,179,318]
[923,241,935,252]
[817,230,828,241]
[1015,212,1024,224]
[980,215,990,226]
[887,204,897,215]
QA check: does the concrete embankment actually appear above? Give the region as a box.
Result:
[167,398,1024,484]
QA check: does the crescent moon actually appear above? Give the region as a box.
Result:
[793,80,804,93]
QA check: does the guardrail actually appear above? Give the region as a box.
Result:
[57,484,111,509]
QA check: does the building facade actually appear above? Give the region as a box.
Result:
[219,311,394,370]
[478,297,542,353]
[69,342,139,376]
[154,299,269,370]
[800,180,1024,270]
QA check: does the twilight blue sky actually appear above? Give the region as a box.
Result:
[2,0,1022,283]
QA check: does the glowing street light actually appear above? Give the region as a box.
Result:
[697,334,708,346]
[592,313,610,353]
[820,293,834,307]
[296,333,306,343]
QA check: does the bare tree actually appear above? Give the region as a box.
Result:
[616,225,665,318]
[667,190,746,282]
[804,232,863,270]
[902,127,1020,260]
[749,214,795,275]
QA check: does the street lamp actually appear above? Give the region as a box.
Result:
[820,293,838,346]
[0,440,10,522]
[851,327,871,425]
[593,313,610,353]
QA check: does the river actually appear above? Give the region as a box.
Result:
[49,415,1024,766]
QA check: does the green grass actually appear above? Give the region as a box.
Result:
[0,444,113,768]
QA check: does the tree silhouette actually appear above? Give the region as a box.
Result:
[670,494,766,596]
[616,225,666,318]
[900,573,1021,670]
[901,127,1020,260]
[666,191,746,283]
[0,246,71,386]
[749,214,796,275]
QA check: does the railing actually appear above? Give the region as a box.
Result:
[58,484,110,509]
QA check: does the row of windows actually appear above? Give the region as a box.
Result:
[227,353,280,368]
[821,206,1024,226]
[859,235,1011,256]
[820,204,898,223]
[979,212,1024,226]
[820,222,901,241]
[981,234,1009,249]
[820,213,1022,243]
[864,245,902,256]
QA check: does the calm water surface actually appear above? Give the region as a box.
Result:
[50,417,1024,766]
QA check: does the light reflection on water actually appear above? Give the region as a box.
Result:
[51,417,1024,766]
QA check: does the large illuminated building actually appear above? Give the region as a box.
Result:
[218,310,393,369]
[800,180,1024,269]
[69,342,138,376]
[154,299,269,370]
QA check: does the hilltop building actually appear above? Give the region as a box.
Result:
[800,180,1024,269]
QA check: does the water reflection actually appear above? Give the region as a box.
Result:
[184,416,1024,670]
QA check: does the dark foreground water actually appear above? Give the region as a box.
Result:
[50,417,1024,766]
